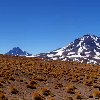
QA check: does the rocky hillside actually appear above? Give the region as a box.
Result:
[35,34,100,65]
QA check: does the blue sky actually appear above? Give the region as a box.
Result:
[0,0,100,54]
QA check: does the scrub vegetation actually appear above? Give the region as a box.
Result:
[0,54,99,100]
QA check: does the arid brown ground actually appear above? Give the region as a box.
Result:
[0,54,99,100]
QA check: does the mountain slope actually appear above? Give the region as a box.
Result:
[6,47,32,56]
[35,34,100,65]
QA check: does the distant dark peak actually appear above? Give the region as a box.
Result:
[6,47,32,56]
[82,34,99,39]
[15,47,19,48]
[13,47,22,50]
[74,38,80,42]
[83,34,91,37]
[13,47,20,49]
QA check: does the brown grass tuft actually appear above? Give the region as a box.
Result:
[66,85,76,94]
[40,88,51,96]
[93,91,100,98]
[10,87,19,94]
[32,93,45,100]
[0,92,7,100]
[76,93,82,99]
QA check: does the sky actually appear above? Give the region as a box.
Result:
[0,0,100,54]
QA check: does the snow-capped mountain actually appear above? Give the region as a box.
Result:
[35,34,100,65]
[6,47,32,56]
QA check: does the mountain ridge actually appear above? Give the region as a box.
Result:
[35,34,100,65]
[5,34,100,65]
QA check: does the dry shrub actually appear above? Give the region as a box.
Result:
[93,91,100,98]
[35,77,47,82]
[48,97,55,100]
[66,85,76,94]
[30,80,37,85]
[0,80,5,84]
[10,87,19,94]
[67,89,75,94]
[32,93,45,100]
[89,95,93,98]
[40,88,51,96]
[72,78,78,82]
[65,97,73,100]
[67,85,76,90]
[9,76,15,81]
[0,82,3,87]
[27,80,37,89]
[93,84,100,89]
[0,92,7,100]
[55,83,63,89]
[76,93,82,99]
[20,79,23,82]
[27,84,36,89]
[84,80,93,86]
